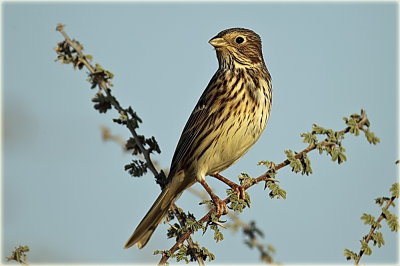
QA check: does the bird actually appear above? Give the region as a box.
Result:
[124,27,272,249]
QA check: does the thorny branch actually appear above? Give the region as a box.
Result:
[158,112,371,264]
[188,186,277,263]
[55,24,204,265]
[344,182,399,265]
[6,246,29,265]
[56,24,160,177]
[354,196,396,264]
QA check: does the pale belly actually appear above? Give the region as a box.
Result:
[196,104,268,178]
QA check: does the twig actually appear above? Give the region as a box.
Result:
[6,245,29,265]
[354,196,396,265]
[99,126,202,265]
[159,113,370,264]
[55,24,205,264]
[56,24,160,177]
[254,112,369,186]
[170,204,205,266]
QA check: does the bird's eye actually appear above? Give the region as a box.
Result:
[235,36,245,44]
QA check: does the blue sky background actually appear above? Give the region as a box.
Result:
[2,2,398,264]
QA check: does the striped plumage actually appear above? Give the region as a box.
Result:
[125,28,272,249]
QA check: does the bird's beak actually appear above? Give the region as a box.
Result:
[209,37,228,48]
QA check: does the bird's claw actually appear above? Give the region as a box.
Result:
[212,196,228,217]
[231,184,246,200]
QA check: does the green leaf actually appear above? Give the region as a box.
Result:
[175,244,189,263]
[266,181,286,199]
[145,136,161,154]
[371,231,385,248]
[227,189,251,212]
[238,172,256,187]
[343,248,358,261]
[360,213,376,226]
[326,129,336,142]
[201,246,216,262]
[125,136,145,155]
[381,208,398,231]
[6,245,30,264]
[373,221,382,230]
[166,223,181,239]
[312,124,328,134]
[386,212,398,232]
[390,183,399,198]
[350,112,361,120]
[364,129,380,145]
[94,63,103,72]
[211,224,224,242]
[346,117,360,136]
[91,92,112,113]
[126,106,143,124]
[316,142,324,154]
[257,160,275,169]
[185,212,202,233]
[124,160,147,177]
[300,132,317,145]
[375,197,390,206]
[329,146,347,164]
[335,131,345,141]
[360,240,372,256]
[337,146,347,164]
[285,150,302,173]
[199,199,213,208]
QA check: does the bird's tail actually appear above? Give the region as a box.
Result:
[124,173,190,249]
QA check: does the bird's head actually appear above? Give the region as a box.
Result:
[209,28,265,69]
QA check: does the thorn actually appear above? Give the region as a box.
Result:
[213,220,227,229]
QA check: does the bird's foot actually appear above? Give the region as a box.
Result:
[211,195,228,217]
[211,173,246,200]
[230,184,246,200]
[199,178,228,216]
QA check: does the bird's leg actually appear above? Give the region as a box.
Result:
[210,173,246,200]
[199,179,228,217]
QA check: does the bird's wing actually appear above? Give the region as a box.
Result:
[168,72,221,179]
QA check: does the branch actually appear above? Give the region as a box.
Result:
[55,24,205,264]
[344,182,399,264]
[171,205,205,266]
[6,245,30,265]
[355,197,396,264]
[99,126,205,265]
[159,110,375,264]
[55,24,160,178]
[188,186,277,263]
